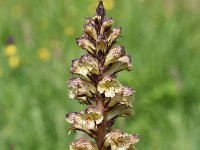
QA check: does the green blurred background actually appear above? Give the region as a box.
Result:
[0,0,200,149]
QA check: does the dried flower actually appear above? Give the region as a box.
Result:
[66,1,139,149]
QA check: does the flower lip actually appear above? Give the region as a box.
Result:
[104,45,125,66]
[106,86,134,109]
[70,54,99,78]
[105,54,132,75]
[68,77,96,101]
[84,23,97,40]
[97,75,122,98]
[65,106,104,137]
[108,27,122,46]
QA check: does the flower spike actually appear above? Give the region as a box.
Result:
[66,1,139,149]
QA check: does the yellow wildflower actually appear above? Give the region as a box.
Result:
[37,48,51,62]
[64,26,75,37]
[40,19,49,30]
[4,44,17,57]
[102,0,115,10]
[11,5,23,19]
[8,55,20,68]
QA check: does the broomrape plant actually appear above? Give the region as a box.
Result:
[66,1,139,150]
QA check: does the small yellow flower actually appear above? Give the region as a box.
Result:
[40,19,49,30]
[8,55,20,68]
[0,68,3,77]
[37,48,51,62]
[4,45,17,57]
[102,0,115,10]
[11,5,23,18]
[64,26,75,37]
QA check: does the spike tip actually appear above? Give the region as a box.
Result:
[96,1,106,19]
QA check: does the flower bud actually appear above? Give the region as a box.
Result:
[97,75,122,98]
[108,27,122,46]
[71,54,99,79]
[69,78,96,101]
[104,130,139,150]
[104,45,125,66]
[76,37,95,54]
[96,1,106,19]
[70,138,98,150]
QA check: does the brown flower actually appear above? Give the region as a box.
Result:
[70,138,98,150]
[71,54,99,79]
[103,130,139,150]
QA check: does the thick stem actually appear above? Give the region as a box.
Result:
[96,96,107,150]
[95,3,108,147]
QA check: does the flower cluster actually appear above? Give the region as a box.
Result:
[4,43,20,69]
[66,1,139,150]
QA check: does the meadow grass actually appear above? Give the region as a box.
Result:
[0,0,200,149]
